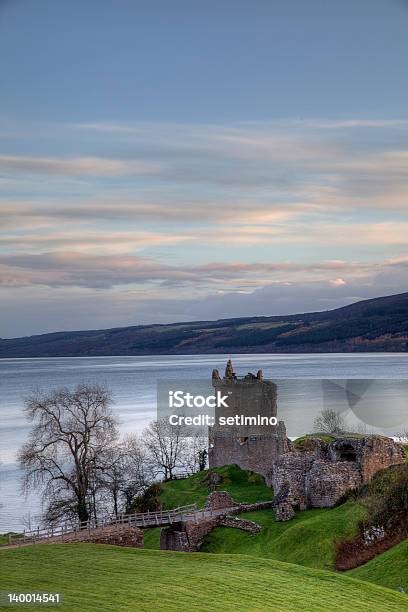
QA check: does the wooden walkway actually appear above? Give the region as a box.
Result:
[6,503,242,547]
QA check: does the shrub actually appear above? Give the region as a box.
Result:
[360,463,408,533]
[128,483,162,513]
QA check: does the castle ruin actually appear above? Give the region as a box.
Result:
[272,435,405,520]
[208,359,290,482]
[208,360,406,520]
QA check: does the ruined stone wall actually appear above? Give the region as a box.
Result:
[272,436,406,517]
[184,518,221,551]
[61,525,144,548]
[305,460,361,507]
[358,437,406,482]
[218,516,261,534]
[272,454,314,507]
[203,490,274,513]
[238,500,275,512]
[204,490,237,510]
[160,515,262,552]
[160,522,195,552]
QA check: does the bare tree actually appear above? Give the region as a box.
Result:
[313,408,346,436]
[96,444,127,520]
[181,433,208,473]
[121,434,153,509]
[19,384,119,525]
[143,418,188,480]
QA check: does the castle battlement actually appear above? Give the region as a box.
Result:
[208,360,290,482]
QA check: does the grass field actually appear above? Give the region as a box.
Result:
[2,465,406,609]
[1,544,407,612]
[200,502,365,570]
[349,539,408,592]
[143,504,408,594]
[144,501,365,571]
[0,533,10,546]
[145,467,364,571]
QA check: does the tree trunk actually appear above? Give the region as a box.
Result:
[113,491,119,519]
[77,496,89,524]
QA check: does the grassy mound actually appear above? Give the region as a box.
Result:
[143,465,365,569]
[143,464,408,587]
[293,433,367,450]
[348,539,408,592]
[335,463,408,570]
[137,464,273,548]
[293,433,335,448]
[141,464,273,548]
[0,544,406,611]
[157,464,273,510]
[200,502,365,570]
[144,502,365,570]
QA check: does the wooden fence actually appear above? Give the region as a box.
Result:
[167,472,197,481]
[8,503,200,546]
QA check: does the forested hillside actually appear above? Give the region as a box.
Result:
[1,292,407,357]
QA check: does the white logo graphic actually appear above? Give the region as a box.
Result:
[168,389,230,409]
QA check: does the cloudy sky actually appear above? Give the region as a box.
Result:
[1,0,408,337]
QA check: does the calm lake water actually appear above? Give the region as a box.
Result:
[1,353,407,532]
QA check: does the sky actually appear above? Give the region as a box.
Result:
[0,0,408,337]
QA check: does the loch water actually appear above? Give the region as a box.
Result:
[1,353,407,532]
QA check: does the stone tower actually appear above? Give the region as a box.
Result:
[208,360,290,484]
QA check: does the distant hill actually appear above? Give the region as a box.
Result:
[1,291,407,357]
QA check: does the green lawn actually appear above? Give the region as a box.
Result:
[144,464,408,595]
[145,466,365,571]
[200,502,365,570]
[159,464,273,510]
[0,532,19,546]
[144,503,364,571]
[143,527,161,549]
[1,544,407,611]
[349,539,408,593]
[142,464,273,550]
